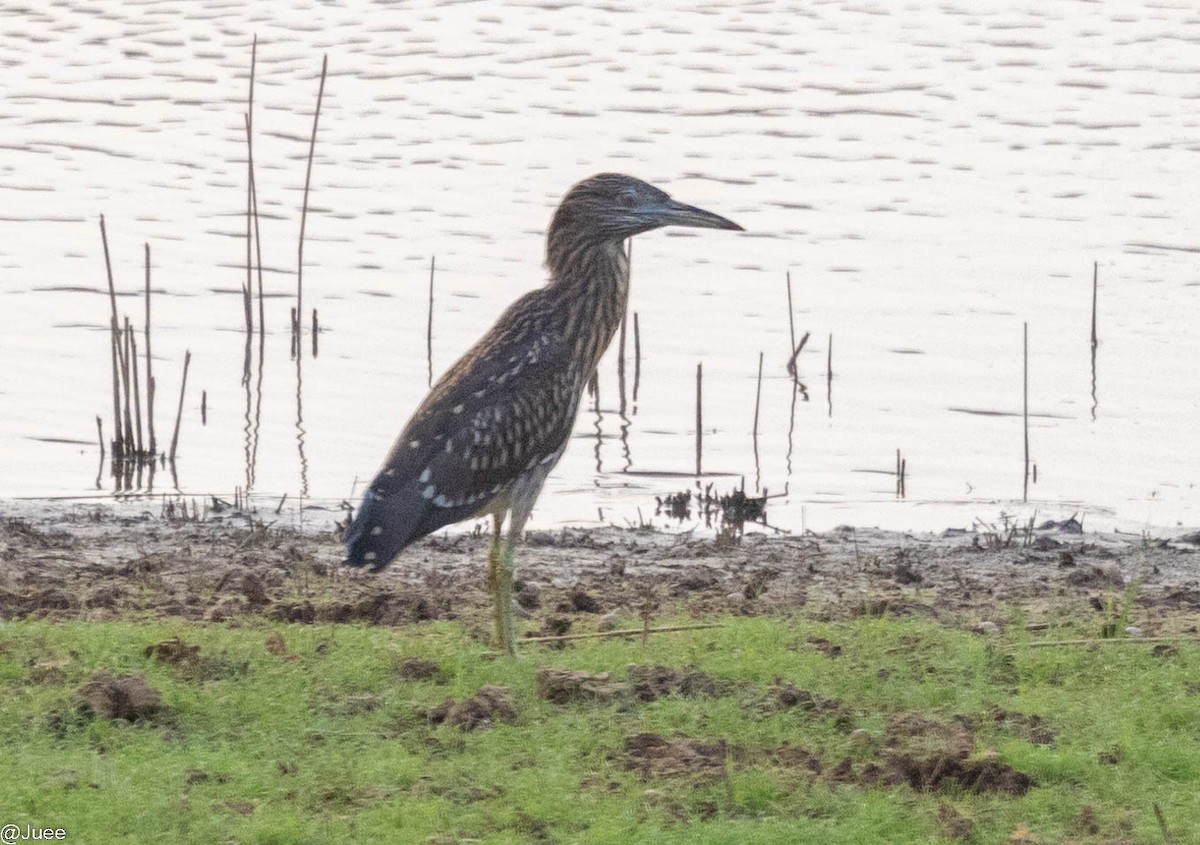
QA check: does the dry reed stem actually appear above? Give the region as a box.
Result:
[427,256,435,387]
[144,243,155,455]
[1023,321,1030,502]
[169,350,192,462]
[99,216,123,457]
[695,362,703,476]
[296,53,328,347]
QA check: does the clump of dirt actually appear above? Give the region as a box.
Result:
[531,615,573,638]
[891,558,924,585]
[849,597,936,618]
[1143,588,1200,610]
[812,710,1036,795]
[144,638,200,665]
[29,659,69,684]
[561,588,601,613]
[515,583,541,610]
[628,664,723,701]
[264,600,310,623]
[1,517,76,550]
[0,587,73,618]
[428,685,517,731]
[241,572,270,606]
[768,744,823,773]
[142,638,247,682]
[622,732,729,780]
[770,680,841,714]
[670,568,720,595]
[884,751,1034,795]
[1065,565,1124,588]
[807,636,842,658]
[397,657,443,681]
[74,672,161,721]
[885,712,976,758]
[989,706,1056,745]
[85,586,122,609]
[318,592,444,625]
[536,668,623,704]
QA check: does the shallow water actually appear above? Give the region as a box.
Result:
[1,1,1198,534]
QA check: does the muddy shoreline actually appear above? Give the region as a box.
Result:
[3,503,1199,638]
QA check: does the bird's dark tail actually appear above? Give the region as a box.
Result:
[343,487,426,571]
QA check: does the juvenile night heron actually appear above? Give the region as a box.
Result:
[344,173,741,654]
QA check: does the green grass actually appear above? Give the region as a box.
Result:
[1,615,1197,844]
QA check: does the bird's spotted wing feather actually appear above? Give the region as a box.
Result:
[345,290,582,569]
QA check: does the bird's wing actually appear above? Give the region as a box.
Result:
[345,291,582,569]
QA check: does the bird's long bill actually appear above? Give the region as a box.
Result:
[655,198,744,231]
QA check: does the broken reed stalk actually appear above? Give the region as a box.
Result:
[695,362,703,476]
[99,216,123,458]
[244,34,257,336]
[144,243,155,456]
[312,308,319,358]
[427,255,435,387]
[241,113,266,339]
[785,271,797,375]
[632,311,641,403]
[296,53,328,349]
[1089,262,1098,421]
[617,309,627,377]
[169,350,192,463]
[826,332,833,417]
[1023,321,1030,503]
[127,320,144,455]
[516,623,724,646]
[95,416,104,460]
[787,330,811,378]
[752,350,764,443]
[117,316,135,454]
[1090,261,1098,352]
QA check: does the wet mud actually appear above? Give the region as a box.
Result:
[2,506,1198,640]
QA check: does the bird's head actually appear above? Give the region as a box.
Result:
[548,173,743,246]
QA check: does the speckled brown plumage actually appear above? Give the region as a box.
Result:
[345,173,741,654]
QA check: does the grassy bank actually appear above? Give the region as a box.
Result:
[0,614,1196,844]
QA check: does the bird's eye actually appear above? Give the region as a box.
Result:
[617,189,638,208]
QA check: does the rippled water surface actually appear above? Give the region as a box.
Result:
[2,1,1198,534]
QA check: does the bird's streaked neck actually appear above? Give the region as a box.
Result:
[547,235,630,294]
[547,236,631,375]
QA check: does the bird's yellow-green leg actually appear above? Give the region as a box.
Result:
[487,529,503,651]
[495,536,517,656]
[486,513,516,655]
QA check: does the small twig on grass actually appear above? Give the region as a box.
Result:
[518,623,723,647]
[1025,636,1200,649]
[1154,802,1175,845]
